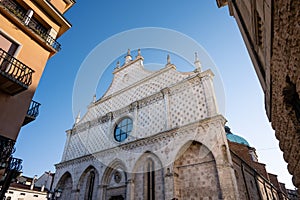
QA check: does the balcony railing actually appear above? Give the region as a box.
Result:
[0,48,34,95]
[0,135,15,170]
[0,157,22,197]
[0,0,61,51]
[23,100,41,126]
[9,157,22,171]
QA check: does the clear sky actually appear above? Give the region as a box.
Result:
[14,0,294,188]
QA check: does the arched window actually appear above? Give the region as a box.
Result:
[86,171,95,200]
[145,159,155,200]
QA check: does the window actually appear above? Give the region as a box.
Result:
[145,159,155,200]
[20,193,25,196]
[8,191,14,194]
[33,195,38,197]
[6,197,11,200]
[86,171,95,200]
[114,118,133,142]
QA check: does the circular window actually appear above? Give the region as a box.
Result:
[114,118,133,142]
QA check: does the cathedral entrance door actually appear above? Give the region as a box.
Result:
[109,195,124,200]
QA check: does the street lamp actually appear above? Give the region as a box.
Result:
[47,188,62,200]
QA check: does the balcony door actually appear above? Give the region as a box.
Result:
[0,34,18,55]
[0,33,19,71]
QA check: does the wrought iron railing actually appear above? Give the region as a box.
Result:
[0,0,61,51]
[27,100,41,118]
[0,157,22,198]
[0,136,15,170]
[0,48,34,87]
[9,157,22,171]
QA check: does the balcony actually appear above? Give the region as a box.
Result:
[0,135,15,170]
[0,157,22,196]
[0,0,61,51]
[22,100,41,126]
[0,48,34,95]
[23,100,41,126]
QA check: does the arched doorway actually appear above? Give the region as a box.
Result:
[101,160,127,200]
[77,166,99,200]
[56,172,73,200]
[174,141,221,199]
[132,151,164,200]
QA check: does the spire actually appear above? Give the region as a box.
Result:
[167,54,171,65]
[136,48,144,60]
[115,61,120,69]
[194,52,202,71]
[125,49,132,64]
[75,111,81,124]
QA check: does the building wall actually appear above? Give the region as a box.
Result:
[216,0,300,187]
[0,0,74,140]
[5,187,47,200]
[48,0,74,13]
[229,142,289,200]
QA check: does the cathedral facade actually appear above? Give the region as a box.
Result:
[53,50,241,200]
[53,50,292,200]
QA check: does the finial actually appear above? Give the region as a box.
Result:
[116,61,120,68]
[75,111,81,124]
[125,49,132,64]
[138,49,141,56]
[93,94,96,103]
[195,52,199,62]
[194,52,202,71]
[167,54,171,64]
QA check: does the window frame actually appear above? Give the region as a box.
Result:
[113,117,133,142]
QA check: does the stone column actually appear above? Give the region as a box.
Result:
[161,88,171,130]
[126,179,134,200]
[214,143,240,200]
[200,70,218,117]
[72,189,80,200]
[98,184,107,200]
[61,130,72,161]
[164,167,178,199]
[210,118,240,200]
[131,101,138,129]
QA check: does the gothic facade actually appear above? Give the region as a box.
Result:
[53,51,240,199]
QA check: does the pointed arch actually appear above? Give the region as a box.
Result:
[132,151,163,175]
[173,140,221,199]
[101,158,127,185]
[77,165,99,200]
[132,151,164,200]
[101,159,127,200]
[56,172,73,200]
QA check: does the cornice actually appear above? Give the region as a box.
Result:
[56,115,225,169]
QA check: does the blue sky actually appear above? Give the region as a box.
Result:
[15,0,294,188]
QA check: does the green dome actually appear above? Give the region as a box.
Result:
[225,126,250,147]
